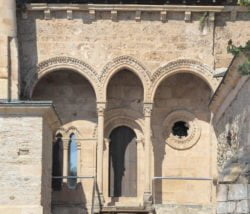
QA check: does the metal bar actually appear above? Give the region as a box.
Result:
[52,176,94,179]
[153,176,213,181]
[57,138,97,141]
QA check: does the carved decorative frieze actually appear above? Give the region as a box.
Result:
[97,102,106,117]
[162,110,201,150]
[100,55,151,100]
[143,103,153,117]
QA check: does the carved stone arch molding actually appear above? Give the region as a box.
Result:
[149,58,219,102]
[23,56,101,101]
[162,110,201,150]
[66,126,81,148]
[99,55,152,102]
[104,108,144,141]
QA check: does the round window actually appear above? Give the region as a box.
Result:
[172,121,189,138]
[162,110,201,150]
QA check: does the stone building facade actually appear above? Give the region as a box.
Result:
[0,0,250,214]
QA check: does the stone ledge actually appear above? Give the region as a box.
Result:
[25,4,249,13]
[0,101,62,130]
[22,4,249,22]
[26,4,226,12]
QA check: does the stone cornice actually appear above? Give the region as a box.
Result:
[209,53,249,123]
[25,4,248,13]
[0,101,62,130]
[23,4,249,22]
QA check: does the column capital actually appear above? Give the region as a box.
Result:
[143,103,153,117]
[62,139,68,150]
[104,138,110,150]
[97,102,106,116]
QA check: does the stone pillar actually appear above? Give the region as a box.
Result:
[77,142,81,183]
[0,0,19,100]
[96,102,106,202]
[0,102,61,214]
[63,139,68,183]
[103,138,110,199]
[143,103,153,206]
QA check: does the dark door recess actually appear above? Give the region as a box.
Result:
[109,126,137,197]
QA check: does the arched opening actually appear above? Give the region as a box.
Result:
[106,69,144,114]
[32,69,97,125]
[68,133,77,189]
[32,69,96,208]
[109,126,137,197]
[52,133,63,191]
[152,73,213,204]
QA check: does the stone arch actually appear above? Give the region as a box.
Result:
[100,56,151,102]
[24,56,100,101]
[104,108,144,140]
[150,58,219,102]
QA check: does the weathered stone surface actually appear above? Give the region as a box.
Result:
[155,204,213,214]
[217,185,228,202]
[236,200,249,213]
[1,2,250,214]
[228,184,248,201]
[0,104,60,214]
[217,201,236,214]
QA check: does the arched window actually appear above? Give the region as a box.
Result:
[52,133,63,191]
[68,133,77,189]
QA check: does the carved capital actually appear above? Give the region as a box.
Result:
[97,102,106,117]
[63,140,68,150]
[77,142,81,150]
[104,138,110,151]
[143,103,153,117]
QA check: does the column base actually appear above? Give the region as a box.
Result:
[93,192,105,213]
[143,192,153,208]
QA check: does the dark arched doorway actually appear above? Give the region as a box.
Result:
[109,126,137,197]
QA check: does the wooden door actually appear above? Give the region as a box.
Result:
[109,126,137,197]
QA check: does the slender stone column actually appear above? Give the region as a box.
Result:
[77,142,81,183]
[96,102,106,201]
[143,103,153,206]
[63,139,68,183]
[0,0,19,100]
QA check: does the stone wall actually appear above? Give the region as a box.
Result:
[217,184,250,214]
[152,73,214,207]
[0,103,60,214]
[17,7,250,95]
[0,116,44,214]
[210,54,250,214]
[215,77,250,183]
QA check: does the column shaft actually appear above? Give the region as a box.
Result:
[143,103,153,204]
[96,103,106,198]
[0,0,18,100]
[63,140,68,183]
